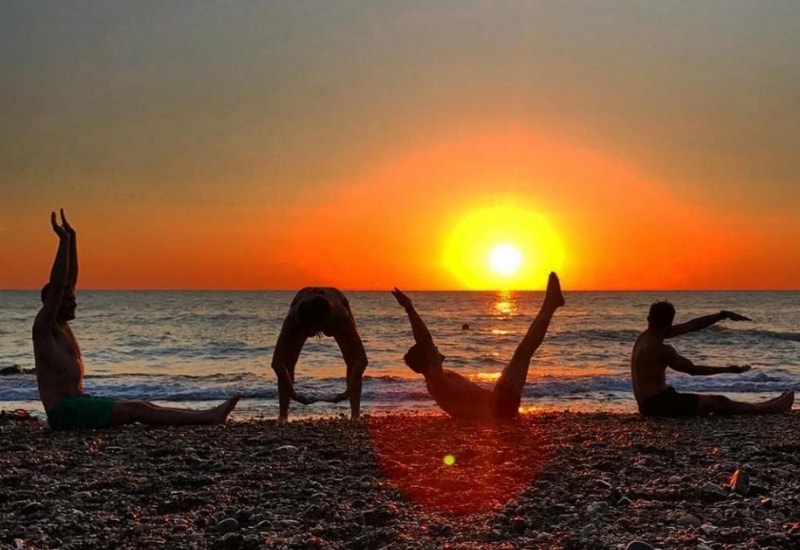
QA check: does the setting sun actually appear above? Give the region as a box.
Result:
[442,200,566,290]
[488,243,522,276]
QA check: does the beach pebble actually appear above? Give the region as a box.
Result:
[20,502,42,516]
[676,514,701,527]
[701,482,726,495]
[668,475,682,485]
[730,469,751,495]
[586,501,609,515]
[700,523,718,535]
[362,504,397,526]
[214,518,240,534]
[580,523,597,537]
[274,444,299,455]
[625,541,654,550]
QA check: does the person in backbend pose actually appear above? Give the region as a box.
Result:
[271,287,368,422]
[632,301,794,416]
[33,210,240,431]
[391,272,564,419]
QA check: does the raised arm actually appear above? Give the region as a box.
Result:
[60,209,78,288]
[667,310,751,338]
[33,212,71,335]
[664,345,751,376]
[391,288,439,360]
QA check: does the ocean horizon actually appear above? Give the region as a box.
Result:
[2,290,798,421]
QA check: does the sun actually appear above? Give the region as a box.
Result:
[488,243,522,276]
[442,200,565,290]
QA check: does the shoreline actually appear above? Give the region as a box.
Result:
[3,411,800,549]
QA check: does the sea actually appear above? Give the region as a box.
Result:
[1,290,798,421]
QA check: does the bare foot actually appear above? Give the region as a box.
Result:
[212,393,241,424]
[770,391,794,413]
[545,272,565,308]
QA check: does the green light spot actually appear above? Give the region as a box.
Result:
[443,454,456,466]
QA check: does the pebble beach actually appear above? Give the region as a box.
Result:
[2,411,800,550]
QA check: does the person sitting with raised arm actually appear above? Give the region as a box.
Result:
[631,301,794,417]
[271,287,369,423]
[33,209,240,431]
[391,272,564,419]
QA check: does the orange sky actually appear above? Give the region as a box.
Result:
[2,3,799,290]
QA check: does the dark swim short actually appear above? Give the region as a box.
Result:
[492,382,522,419]
[46,395,118,431]
[638,387,701,417]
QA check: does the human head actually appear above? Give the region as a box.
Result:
[40,282,77,322]
[403,343,444,375]
[647,301,675,330]
[297,296,334,336]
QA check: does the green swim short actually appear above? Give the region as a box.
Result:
[46,395,118,431]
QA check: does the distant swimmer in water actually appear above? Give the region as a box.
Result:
[631,301,794,416]
[392,273,564,419]
[33,210,240,431]
[271,287,368,423]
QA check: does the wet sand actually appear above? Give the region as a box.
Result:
[2,411,799,549]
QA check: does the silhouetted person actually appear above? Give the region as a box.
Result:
[33,210,240,431]
[632,301,793,416]
[392,272,564,419]
[271,287,368,422]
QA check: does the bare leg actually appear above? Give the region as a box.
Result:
[108,394,240,427]
[347,363,363,421]
[697,391,794,415]
[277,380,291,424]
[496,272,565,395]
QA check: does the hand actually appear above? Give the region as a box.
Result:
[391,287,413,310]
[727,365,751,374]
[60,209,76,237]
[329,389,351,403]
[50,211,69,239]
[293,392,317,405]
[722,310,751,322]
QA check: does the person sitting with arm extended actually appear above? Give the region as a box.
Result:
[631,301,793,417]
[33,209,240,431]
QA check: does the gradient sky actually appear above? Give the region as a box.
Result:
[2,1,798,290]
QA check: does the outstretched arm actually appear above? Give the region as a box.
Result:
[667,310,751,338]
[33,212,71,335]
[391,288,440,368]
[60,209,78,288]
[664,345,751,375]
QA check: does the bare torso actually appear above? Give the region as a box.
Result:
[630,330,669,404]
[33,322,84,412]
[426,370,495,419]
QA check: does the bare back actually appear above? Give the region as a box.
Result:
[288,287,356,336]
[32,320,84,412]
[274,287,365,363]
[630,330,670,404]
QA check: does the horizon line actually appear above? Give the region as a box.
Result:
[1,287,798,293]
